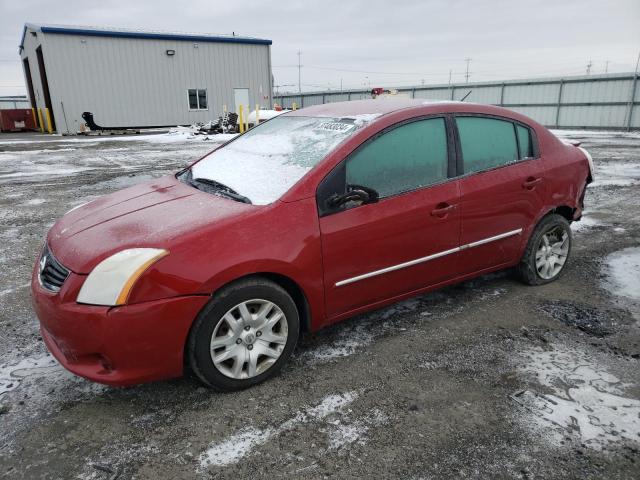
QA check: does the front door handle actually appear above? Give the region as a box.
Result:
[522,177,543,190]
[431,202,457,217]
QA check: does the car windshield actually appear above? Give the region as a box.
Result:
[189,115,368,205]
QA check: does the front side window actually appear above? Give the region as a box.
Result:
[456,117,518,174]
[188,89,207,110]
[190,116,363,204]
[345,118,448,199]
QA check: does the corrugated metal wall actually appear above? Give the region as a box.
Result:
[20,26,272,133]
[276,73,640,130]
[0,97,30,110]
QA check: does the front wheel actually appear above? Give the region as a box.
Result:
[517,214,572,285]
[187,277,299,391]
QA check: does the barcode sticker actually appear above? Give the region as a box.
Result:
[314,122,355,132]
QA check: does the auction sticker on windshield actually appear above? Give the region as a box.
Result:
[314,121,355,133]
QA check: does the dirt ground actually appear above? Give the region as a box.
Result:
[0,128,639,479]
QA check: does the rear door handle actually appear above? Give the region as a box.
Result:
[522,177,543,189]
[431,202,457,217]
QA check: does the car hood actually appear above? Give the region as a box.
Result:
[48,175,254,273]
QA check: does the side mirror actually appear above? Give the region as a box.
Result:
[327,185,379,209]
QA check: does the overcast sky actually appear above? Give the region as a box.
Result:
[1,0,639,96]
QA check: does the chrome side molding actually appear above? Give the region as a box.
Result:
[335,228,523,287]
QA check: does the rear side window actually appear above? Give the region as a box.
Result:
[516,124,534,158]
[346,118,448,198]
[456,117,518,174]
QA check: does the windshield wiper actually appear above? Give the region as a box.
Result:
[191,176,252,204]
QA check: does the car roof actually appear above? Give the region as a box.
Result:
[283,98,545,132]
[284,98,461,118]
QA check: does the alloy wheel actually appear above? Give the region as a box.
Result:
[209,299,288,379]
[535,226,569,280]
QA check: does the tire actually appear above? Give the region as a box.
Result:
[187,277,299,391]
[516,214,572,286]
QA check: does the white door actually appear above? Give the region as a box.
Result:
[234,88,250,114]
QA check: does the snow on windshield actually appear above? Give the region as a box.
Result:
[190,116,365,205]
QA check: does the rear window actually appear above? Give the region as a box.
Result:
[516,124,534,158]
[456,117,518,174]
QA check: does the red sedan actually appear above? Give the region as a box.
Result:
[31,99,593,391]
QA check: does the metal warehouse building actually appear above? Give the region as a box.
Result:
[19,23,273,134]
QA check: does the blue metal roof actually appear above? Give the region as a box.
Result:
[19,23,272,49]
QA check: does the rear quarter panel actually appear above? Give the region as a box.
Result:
[537,128,591,220]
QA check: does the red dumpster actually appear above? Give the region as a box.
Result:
[0,109,37,132]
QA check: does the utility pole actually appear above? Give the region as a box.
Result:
[464,58,471,83]
[448,69,452,85]
[586,59,593,75]
[340,77,343,92]
[604,60,610,74]
[297,51,302,96]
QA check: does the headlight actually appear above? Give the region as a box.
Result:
[77,248,169,306]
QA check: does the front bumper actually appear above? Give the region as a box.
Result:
[31,264,209,386]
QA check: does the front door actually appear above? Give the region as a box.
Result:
[454,115,546,274]
[234,88,250,114]
[318,117,461,318]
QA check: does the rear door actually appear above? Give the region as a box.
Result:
[454,115,545,274]
[318,117,461,318]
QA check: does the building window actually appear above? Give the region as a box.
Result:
[188,89,207,110]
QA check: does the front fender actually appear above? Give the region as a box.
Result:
[197,258,326,331]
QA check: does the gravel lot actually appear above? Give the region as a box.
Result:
[0,128,639,479]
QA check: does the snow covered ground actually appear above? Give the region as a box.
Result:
[0,128,639,478]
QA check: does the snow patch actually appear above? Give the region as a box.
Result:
[0,354,63,396]
[517,343,640,450]
[327,409,387,450]
[198,391,357,469]
[571,214,601,232]
[23,198,46,206]
[592,162,640,187]
[551,129,640,140]
[300,325,374,364]
[348,113,382,126]
[0,282,30,298]
[603,247,640,302]
[246,109,288,123]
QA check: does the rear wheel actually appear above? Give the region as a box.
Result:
[187,277,299,391]
[517,214,571,285]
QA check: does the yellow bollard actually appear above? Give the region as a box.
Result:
[44,108,53,134]
[37,108,44,132]
[292,102,297,111]
[255,104,260,126]
[244,105,249,132]
[31,108,37,130]
[238,104,244,133]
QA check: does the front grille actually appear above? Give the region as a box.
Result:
[39,244,70,293]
